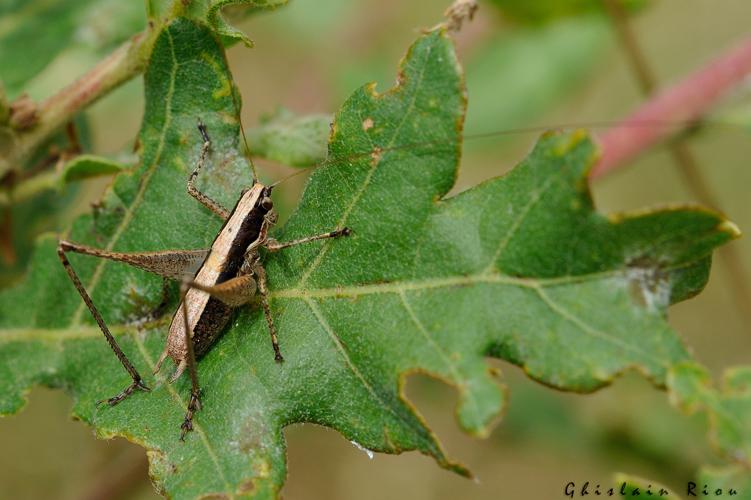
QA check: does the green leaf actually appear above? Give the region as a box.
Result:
[0,115,94,284]
[183,0,289,47]
[247,107,331,167]
[59,154,126,185]
[0,18,737,499]
[669,362,751,466]
[333,16,613,141]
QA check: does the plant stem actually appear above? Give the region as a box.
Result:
[592,24,751,176]
[0,29,155,177]
[599,0,751,330]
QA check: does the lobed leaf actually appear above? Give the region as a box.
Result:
[0,16,738,499]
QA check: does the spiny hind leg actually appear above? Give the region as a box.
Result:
[98,378,150,407]
[57,242,151,406]
[173,275,259,439]
[57,241,209,406]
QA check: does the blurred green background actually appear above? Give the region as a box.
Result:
[1,0,749,498]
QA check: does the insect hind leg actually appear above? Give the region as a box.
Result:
[56,242,150,406]
[97,378,150,407]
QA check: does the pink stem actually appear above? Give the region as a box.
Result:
[592,34,751,178]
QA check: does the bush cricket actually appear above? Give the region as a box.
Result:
[57,120,350,439]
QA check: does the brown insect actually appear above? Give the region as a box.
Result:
[57,121,350,438]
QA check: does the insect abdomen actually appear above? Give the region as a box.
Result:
[191,297,233,357]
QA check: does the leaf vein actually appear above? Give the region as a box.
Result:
[398,290,478,414]
[481,174,559,274]
[303,297,424,434]
[295,40,434,288]
[531,285,665,366]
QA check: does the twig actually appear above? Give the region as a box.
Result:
[599,0,751,329]
[0,29,155,177]
[601,0,657,95]
[427,0,478,33]
[593,26,751,176]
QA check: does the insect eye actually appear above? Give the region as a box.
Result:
[261,197,273,210]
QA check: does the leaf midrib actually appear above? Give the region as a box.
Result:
[3,261,694,343]
[295,40,435,289]
[288,269,669,371]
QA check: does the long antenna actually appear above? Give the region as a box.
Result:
[231,85,259,185]
[266,116,728,185]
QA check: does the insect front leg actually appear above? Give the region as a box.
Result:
[187,120,231,220]
[258,225,352,362]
